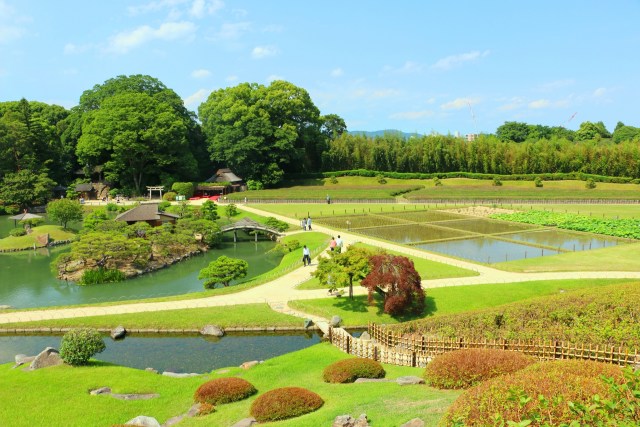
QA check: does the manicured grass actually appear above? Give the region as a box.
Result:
[0,304,303,330]
[289,279,629,326]
[0,343,457,427]
[494,242,640,272]
[0,225,77,250]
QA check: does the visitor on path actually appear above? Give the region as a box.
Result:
[326,194,331,204]
[302,245,311,266]
[336,235,343,253]
[329,236,337,251]
[306,217,312,231]
[301,218,307,231]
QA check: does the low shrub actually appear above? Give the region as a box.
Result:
[79,268,126,285]
[195,402,215,416]
[163,191,177,201]
[492,176,502,186]
[534,176,544,187]
[59,328,106,366]
[433,177,443,186]
[424,348,535,389]
[323,358,386,383]
[376,174,387,184]
[105,202,120,212]
[194,377,256,405]
[586,177,597,189]
[250,387,323,422]
[9,228,27,237]
[441,360,625,426]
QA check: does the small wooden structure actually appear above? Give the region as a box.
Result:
[220,217,282,242]
[114,203,178,227]
[199,168,245,195]
[146,186,165,200]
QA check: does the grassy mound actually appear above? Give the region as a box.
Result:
[441,360,628,426]
[250,386,324,422]
[424,348,535,389]
[194,377,256,405]
[322,358,386,383]
[392,282,640,347]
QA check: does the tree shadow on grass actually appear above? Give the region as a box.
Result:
[371,295,438,322]
[332,295,369,313]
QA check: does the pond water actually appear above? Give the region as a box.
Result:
[0,332,322,373]
[358,224,471,243]
[504,229,623,251]
[0,239,281,309]
[431,218,537,234]
[415,237,563,263]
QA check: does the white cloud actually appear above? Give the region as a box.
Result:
[64,43,93,55]
[267,74,283,82]
[537,79,574,91]
[107,21,197,54]
[528,98,571,109]
[0,0,29,44]
[441,97,480,110]
[593,87,607,97]
[263,24,283,33]
[499,97,525,111]
[127,0,187,16]
[183,88,211,107]
[191,68,211,78]
[371,89,401,99]
[226,74,238,82]
[190,0,224,18]
[232,8,248,18]
[214,22,251,40]
[432,50,490,70]
[331,68,344,77]
[529,99,550,109]
[383,60,423,74]
[390,110,434,120]
[252,45,278,59]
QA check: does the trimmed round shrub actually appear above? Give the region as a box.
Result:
[250,387,323,422]
[194,377,256,405]
[323,358,386,383]
[163,191,177,201]
[9,228,27,237]
[59,328,106,366]
[441,360,625,426]
[424,348,536,389]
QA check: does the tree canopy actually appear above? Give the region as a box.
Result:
[46,198,84,229]
[198,255,249,288]
[199,80,339,186]
[313,246,373,299]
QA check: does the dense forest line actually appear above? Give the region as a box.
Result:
[1,73,639,212]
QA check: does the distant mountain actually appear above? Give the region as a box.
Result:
[348,129,423,139]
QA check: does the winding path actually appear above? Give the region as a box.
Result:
[1,204,639,325]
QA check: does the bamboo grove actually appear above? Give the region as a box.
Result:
[322,133,640,179]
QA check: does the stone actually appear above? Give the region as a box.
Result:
[354,414,370,427]
[162,371,200,378]
[111,392,159,400]
[359,331,371,340]
[396,376,425,386]
[303,318,314,329]
[240,360,259,370]
[332,414,370,427]
[0,305,12,310]
[124,415,161,427]
[200,324,225,337]
[13,355,35,368]
[110,325,127,340]
[354,378,393,383]
[330,315,342,327]
[145,367,158,374]
[231,417,258,427]
[29,347,63,370]
[89,387,111,395]
[400,418,425,427]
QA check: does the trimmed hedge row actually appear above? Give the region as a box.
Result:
[323,358,386,383]
[250,387,324,422]
[194,377,256,405]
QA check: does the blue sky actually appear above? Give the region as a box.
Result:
[1,0,639,135]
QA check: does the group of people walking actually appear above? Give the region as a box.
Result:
[300,217,312,231]
[303,235,343,267]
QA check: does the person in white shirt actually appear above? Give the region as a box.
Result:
[302,245,311,266]
[335,235,343,253]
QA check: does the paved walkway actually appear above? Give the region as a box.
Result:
[1,204,639,325]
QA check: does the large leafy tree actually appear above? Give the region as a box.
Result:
[46,198,84,229]
[361,254,425,316]
[313,246,373,299]
[67,75,204,194]
[496,121,530,142]
[198,255,248,288]
[199,80,336,186]
[0,169,55,211]
[575,121,611,141]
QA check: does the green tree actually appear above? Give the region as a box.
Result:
[46,198,84,229]
[200,200,219,221]
[0,169,55,210]
[320,113,348,140]
[575,121,611,141]
[199,80,334,185]
[225,203,238,220]
[171,182,194,198]
[59,328,106,366]
[198,255,248,288]
[313,246,373,299]
[496,121,530,142]
[612,125,640,143]
[67,231,151,270]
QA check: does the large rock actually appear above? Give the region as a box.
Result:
[396,376,425,386]
[240,360,260,370]
[13,354,36,369]
[162,371,200,378]
[110,325,127,340]
[330,315,342,327]
[400,418,425,427]
[200,324,225,337]
[89,387,111,395]
[333,414,369,427]
[0,305,12,310]
[231,418,258,427]
[29,347,63,370]
[303,318,314,329]
[359,331,371,341]
[124,415,161,427]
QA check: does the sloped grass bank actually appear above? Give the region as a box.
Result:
[0,225,77,251]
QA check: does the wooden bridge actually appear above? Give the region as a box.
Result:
[220,217,283,242]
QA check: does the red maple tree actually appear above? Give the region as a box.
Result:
[361,254,425,316]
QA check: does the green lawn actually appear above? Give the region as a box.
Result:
[0,343,459,427]
[289,279,630,326]
[0,303,303,330]
[0,225,77,250]
[493,241,640,272]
